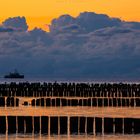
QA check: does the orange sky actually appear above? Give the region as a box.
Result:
[0,0,140,31]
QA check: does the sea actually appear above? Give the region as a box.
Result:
[0,77,140,140]
[1,77,140,84]
[0,134,140,140]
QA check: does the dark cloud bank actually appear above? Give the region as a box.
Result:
[1,13,140,80]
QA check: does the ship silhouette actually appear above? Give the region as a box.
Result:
[4,70,24,79]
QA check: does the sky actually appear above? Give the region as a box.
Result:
[1,0,140,30]
[1,12,140,79]
[1,1,140,79]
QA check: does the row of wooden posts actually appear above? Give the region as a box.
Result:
[31,97,140,107]
[0,97,140,107]
[0,82,140,97]
[0,97,19,107]
[0,116,140,135]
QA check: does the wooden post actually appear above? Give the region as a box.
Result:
[24,118,26,134]
[85,117,87,135]
[122,118,124,135]
[40,116,41,134]
[93,117,95,136]
[132,119,134,134]
[134,92,136,108]
[58,117,60,135]
[5,97,6,108]
[113,118,115,134]
[16,116,18,134]
[48,116,50,136]
[6,116,8,134]
[67,116,70,136]
[78,117,80,135]
[32,117,34,134]
[102,117,104,136]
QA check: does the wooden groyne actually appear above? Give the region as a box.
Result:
[0,82,140,98]
[0,97,19,107]
[0,116,140,135]
[0,96,139,107]
[0,82,140,136]
[0,82,139,107]
[31,97,139,107]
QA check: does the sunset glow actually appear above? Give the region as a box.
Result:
[1,0,140,30]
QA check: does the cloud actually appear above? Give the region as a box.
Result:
[50,14,75,33]
[0,27,14,32]
[1,12,140,79]
[2,17,28,31]
[76,12,122,32]
[50,12,122,34]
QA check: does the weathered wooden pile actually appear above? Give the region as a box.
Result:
[0,82,140,135]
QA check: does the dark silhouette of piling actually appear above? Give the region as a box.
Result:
[31,99,35,106]
[50,117,58,135]
[79,117,86,134]
[1,82,140,136]
[124,118,133,134]
[104,98,108,106]
[0,82,140,107]
[0,97,5,107]
[70,117,78,134]
[95,118,102,135]
[61,99,67,106]
[134,119,140,134]
[16,98,19,107]
[7,116,16,134]
[0,82,139,98]
[0,116,140,135]
[41,98,45,106]
[87,117,94,135]
[46,98,51,107]
[60,117,67,134]
[104,118,113,134]
[17,116,24,133]
[98,99,103,107]
[0,116,6,134]
[25,117,33,133]
[115,118,123,134]
[56,98,60,106]
[41,116,48,134]
[34,117,40,134]
[51,99,56,107]
[92,98,97,107]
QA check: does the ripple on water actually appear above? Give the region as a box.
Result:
[0,134,140,140]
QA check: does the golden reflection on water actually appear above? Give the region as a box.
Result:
[1,106,140,118]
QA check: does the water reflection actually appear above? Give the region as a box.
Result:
[1,134,140,140]
[0,80,140,140]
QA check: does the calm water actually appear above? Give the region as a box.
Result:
[1,106,140,118]
[0,78,140,139]
[0,134,140,140]
[1,77,140,83]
